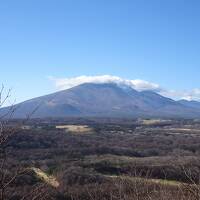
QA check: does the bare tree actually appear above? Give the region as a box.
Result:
[0,85,18,200]
[0,85,53,200]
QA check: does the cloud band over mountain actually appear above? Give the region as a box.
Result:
[50,75,200,101]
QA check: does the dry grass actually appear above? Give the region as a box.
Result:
[166,128,200,133]
[30,167,59,188]
[56,125,93,134]
[105,175,182,186]
[140,119,171,125]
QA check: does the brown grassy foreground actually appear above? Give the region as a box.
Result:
[63,176,200,200]
[2,118,200,199]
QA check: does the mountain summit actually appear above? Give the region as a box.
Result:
[1,83,200,118]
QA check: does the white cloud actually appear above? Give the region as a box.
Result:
[49,75,200,101]
[130,80,160,92]
[159,88,200,101]
[49,75,160,91]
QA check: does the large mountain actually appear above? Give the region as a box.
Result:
[1,83,200,118]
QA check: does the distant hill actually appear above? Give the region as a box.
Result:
[1,83,200,118]
[178,99,200,110]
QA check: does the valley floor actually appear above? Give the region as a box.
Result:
[2,118,200,199]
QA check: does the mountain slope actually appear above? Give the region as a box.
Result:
[178,100,200,110]
[1,83,200,118]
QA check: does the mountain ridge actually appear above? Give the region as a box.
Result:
[1,83,200,119]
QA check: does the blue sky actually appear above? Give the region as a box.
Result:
[0,0,200,103]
